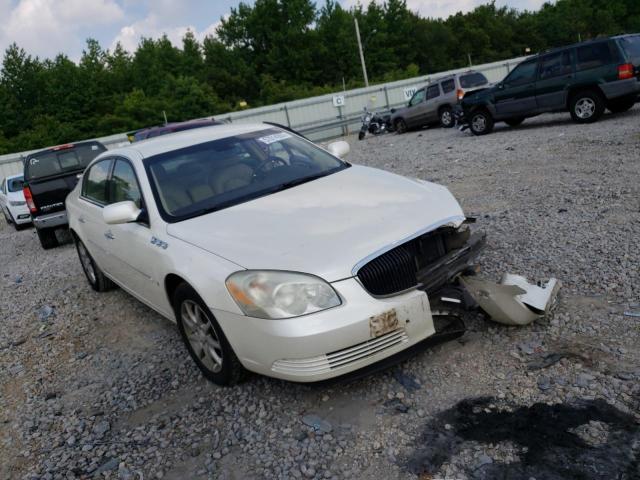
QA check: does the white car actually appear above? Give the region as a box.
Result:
[0,174,31,229]
[66,124,484,385]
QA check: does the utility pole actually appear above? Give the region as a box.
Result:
[354,18,369,88]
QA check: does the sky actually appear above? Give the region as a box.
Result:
[0,0,547,61]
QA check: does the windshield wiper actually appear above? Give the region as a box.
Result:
[270,169,340,192]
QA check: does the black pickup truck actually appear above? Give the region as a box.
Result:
[23,141,107,249]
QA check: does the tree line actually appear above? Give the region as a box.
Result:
[1,0,639,154]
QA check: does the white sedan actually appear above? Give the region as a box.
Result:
[66,124,484,385]
[0,174,31,229]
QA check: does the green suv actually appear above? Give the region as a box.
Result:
[460,34,640,135]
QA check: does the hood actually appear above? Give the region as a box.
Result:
[463,87,492,100]
[166,165,465,282]
[391,105,410,119]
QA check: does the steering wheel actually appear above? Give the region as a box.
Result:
[289,154,315,170]
[257,156,288,175]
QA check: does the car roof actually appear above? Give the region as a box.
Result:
[537,36,615,57]
[113,123,279,160]
[132,119,221,138]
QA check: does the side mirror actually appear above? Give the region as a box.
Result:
[103,201,142,225]
[327,140,350,159]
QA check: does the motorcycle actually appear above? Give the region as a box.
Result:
[358,107,393,140]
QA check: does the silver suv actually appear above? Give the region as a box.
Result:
[391,70,489,132]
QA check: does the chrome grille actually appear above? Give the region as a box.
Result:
[357,229,448,296]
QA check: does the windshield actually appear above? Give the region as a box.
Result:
[8,176,24,192]
[25,143,106,180]
[619,35,640,64]
[146,128,349,222]
[460,72,489,88]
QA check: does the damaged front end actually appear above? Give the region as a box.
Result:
[357,219,560,333]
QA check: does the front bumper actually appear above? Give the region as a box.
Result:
[212,278,437,382]
[33,210,68,230]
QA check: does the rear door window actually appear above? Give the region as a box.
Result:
[576,42,614,71]
[539,51,573,79]
[82,159,112,205]
[426,84,440,99]
[459,72,488,88]
[441,79,455,93]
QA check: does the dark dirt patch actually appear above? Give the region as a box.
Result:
[404,397,639,480]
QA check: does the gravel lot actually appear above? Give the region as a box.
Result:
[1,107,639,480]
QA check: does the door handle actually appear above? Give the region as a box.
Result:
[78,216,86,224]
[104,230,114,240]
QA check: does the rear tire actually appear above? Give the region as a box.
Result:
[439,107,455,128]
[173,283,246,386]
[469,109,494,135]
[358,129,366,140]
[505,117,525,127]
[74,237,116,292]
[607,95,636,113]
[37,227,59,249]
[570,89,605,123]
[394,118,407,134]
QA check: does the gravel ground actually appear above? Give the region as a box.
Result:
[1,107,639,480]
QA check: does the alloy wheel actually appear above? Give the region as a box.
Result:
[441,110,453,126]
[575,98,596,119]
[471,114,486,132]
[181,299,224,373]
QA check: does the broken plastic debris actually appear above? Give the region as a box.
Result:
[301,414,332,433]
[623,311,640,318]
[460,274,561,326]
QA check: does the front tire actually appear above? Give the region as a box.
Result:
[469,109,494,135]
[394,118,407,134]
[37,227,59,249]
[358,129,366,140]
[439,107,455,128]
[173,283,245,386]
[570,90,605,123]
[607,95,636,113]
[75,237,115,292]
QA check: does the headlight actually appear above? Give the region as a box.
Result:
[10,200,26,207]
[226,271,341,319]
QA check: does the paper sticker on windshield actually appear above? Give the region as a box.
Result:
[258,132,291,145]
[91,145,98,150]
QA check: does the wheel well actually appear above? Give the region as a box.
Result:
[394,117,405,125]
[438,104,452,114]
[566,85,604,108]
[165,273,187,307]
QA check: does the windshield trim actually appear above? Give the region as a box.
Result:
[143,130,350,224]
